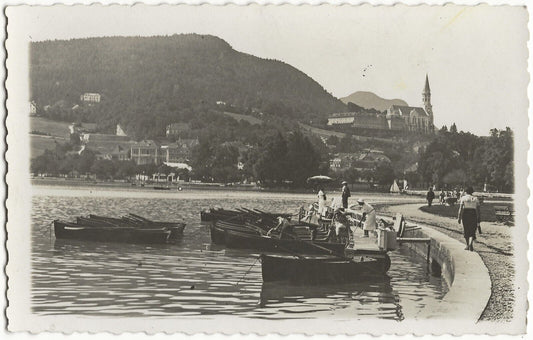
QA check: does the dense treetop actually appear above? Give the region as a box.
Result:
[30,34,347,138]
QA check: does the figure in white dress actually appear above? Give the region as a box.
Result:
[357,198,376,237]
[317,188,326,216]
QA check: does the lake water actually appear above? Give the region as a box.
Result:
[31,185,446,320]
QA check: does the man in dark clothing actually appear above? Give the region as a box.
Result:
[427,187,435,207]
[341,181,351,209]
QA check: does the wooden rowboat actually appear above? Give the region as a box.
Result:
[120,214,186,240]
[200,208,244,223]
[223,228,346,255]
[209,219,259,245]
[260,253,391,284]
[82,214,186,241]
[209,223,227,245]
[200,208,292,223]
[53,220,171,244]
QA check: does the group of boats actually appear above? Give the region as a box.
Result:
[201,207,392,284]
[52,206,394,285]
[202,207,345,255]
[53,213,186,244]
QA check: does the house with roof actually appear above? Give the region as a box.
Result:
[30,101,37,115]
[166,123,191,138]
[80,92,101,103]
[386,75,434,134]
[327,112,356,126]
[93,145,132,161]
[131,140,162,165]
[85,140,135,161]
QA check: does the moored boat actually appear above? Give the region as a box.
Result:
[209,214,340,254]
[200,208,243,223]
[53,220,171,244]
[200,208,293,224]
[260,253,391,284]
[84,214,186,241]
[121,214,186,240]
[223,228,346,255]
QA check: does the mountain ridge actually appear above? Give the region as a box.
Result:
[340,91,408,112]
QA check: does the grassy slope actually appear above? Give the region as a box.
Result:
[221,112,262,125]
[30,117,71,138]
[30,117,70,157]
[31,135,64,157]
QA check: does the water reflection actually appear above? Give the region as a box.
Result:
[32,187,446,320]
[259,279,403,320]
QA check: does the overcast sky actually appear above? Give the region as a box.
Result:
[12,4,528,135]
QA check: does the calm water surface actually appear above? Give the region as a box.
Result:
[31,186,445,320]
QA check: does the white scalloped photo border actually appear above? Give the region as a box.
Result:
[2,1,531,338]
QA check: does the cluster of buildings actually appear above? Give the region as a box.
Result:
[30,92,103,116]
[328,76,435,134]
[329,149,391,172]
[74,123,198,169]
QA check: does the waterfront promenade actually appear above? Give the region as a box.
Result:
[380,203,514,321]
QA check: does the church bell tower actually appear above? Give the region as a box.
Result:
[422,74,434,130]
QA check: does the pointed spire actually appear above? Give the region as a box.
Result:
[424,73,431,93]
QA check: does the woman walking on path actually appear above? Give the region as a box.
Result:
[458,186,481,251]
[426,187,435,207]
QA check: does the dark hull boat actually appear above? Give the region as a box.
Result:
[209,219,261,245]
[210,217,343,255]
[120,213,186,241]
[209,223,226,245]
[201,209,242,223]
[201,208,292,223]
[82,214,186,241]
[224,229,346,255]
[260,254,391,284]
[54,220,171,244]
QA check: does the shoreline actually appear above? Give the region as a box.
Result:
[376,202,515,323]
[31,177,515,200]
[30,177,392,195]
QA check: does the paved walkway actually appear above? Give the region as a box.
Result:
[378,203,514,322]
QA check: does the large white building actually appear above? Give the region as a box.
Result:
[80,93,101,103]
[327,112,356,126]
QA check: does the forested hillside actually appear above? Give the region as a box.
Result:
[30,34,347,139]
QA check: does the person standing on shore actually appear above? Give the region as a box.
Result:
[426,187,435,207]
[341,181,351,209]
[439,189,446,205]
[317,187,326,216]
[458,186,481,251]
[357,199,376,237]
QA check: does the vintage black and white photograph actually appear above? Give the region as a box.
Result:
[4,2,529,335]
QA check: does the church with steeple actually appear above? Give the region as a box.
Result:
[385,74,434,134]
[328,75,435,134]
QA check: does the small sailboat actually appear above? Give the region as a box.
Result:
[389,180,400,194]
